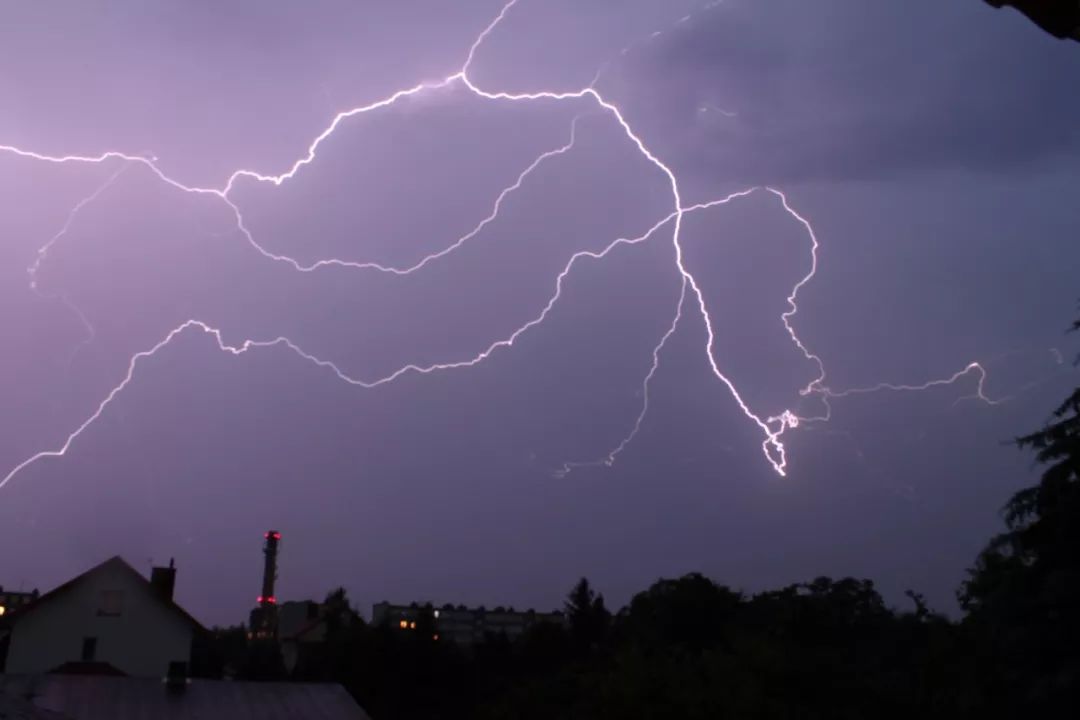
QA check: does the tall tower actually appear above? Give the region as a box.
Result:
[249,530,281,639]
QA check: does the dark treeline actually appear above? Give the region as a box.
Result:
[199,315,1080,719]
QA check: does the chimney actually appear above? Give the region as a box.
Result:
[252,531,281,639]
[260,531,281,607]
[151,558,177,602]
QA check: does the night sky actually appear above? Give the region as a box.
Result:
[1,0,1078,627]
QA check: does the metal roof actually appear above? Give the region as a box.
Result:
[0,690,72,719]
[0,675,369,720]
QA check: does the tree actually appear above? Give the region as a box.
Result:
[960,314,1080,710]
[620,573,741,652]
[565,578,610,651]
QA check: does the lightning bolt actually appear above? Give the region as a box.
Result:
[26,164,128,361]
[699,104,738,119]
[0,209,673,492]
[823,362,998,412]
[1,0,1015,490]
[241,114,584,275]
[553,275,687,480]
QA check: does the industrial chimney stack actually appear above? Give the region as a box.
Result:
[260,530,281,607]
[249,530,281,639]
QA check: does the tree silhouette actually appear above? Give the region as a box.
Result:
[565,577,610,652]
[619,573,740,652]
[960,313,1080,711]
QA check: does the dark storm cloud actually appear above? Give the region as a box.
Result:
[625,0,1080,183]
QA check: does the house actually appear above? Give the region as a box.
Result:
[3,556,204,678]
[0,673,370,720]
[278,597,360,675]
[279,600,324,641]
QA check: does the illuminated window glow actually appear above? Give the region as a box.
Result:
[399,620,408,629]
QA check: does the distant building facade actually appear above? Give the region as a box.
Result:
[4,556,204,678]
[372,601,566,645]
[0,586,39,672]
[0,587,39,618]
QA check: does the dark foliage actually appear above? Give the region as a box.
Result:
[201,575,973,719]
[959,314,1080,713]
[565,577,611,653]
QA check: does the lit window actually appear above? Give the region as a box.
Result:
[0,606,6,616]
[433,610,440,619]
[399,620,408,629]
[409,621,416,629]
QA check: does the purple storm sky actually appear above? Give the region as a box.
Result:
[1,0,1078,626]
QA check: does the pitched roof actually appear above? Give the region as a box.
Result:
[11,557,206,634]
[0,675,370,720]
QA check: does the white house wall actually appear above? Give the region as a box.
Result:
[6,563,194,678]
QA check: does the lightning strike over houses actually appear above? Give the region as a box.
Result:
[1,5,1078,714]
